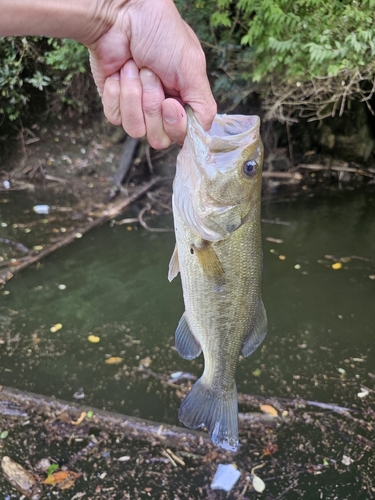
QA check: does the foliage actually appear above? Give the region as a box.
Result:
[176,0,375,119]
[0,36,94,128]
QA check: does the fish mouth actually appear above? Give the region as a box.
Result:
[186,106,260,152]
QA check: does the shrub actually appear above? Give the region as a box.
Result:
[176,0,375,120]
[0,37,95,129]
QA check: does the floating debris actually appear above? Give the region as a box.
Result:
[342,455,353,466]
[105,357,124,365]
[357,388,369,398]
[332,262,342,270]
[211,464,241,492]
[33,205,50,215]
[87,335,100,343]
[50,323,62,333]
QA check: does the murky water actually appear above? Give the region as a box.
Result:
[1,189,375,498]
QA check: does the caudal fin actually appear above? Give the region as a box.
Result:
[178,378,238,452]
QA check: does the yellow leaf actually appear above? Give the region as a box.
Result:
[139,356,152,367]
[260,404,278,417]
[87,335,100,343]
[71,412,86,426]
[105,357,123,365]
[43,471,80,486]
[50,323,62,333]
[332,262,342,270]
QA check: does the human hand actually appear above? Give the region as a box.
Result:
[87,0,217,149]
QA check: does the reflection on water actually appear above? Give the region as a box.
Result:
[0,190,374,497]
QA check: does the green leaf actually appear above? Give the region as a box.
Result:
[47,464,59,477]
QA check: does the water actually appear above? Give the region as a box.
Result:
[0,189,375,498]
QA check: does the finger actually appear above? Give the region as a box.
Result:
[140,68,172,150]
[120,60,146,138]
[177,29,217,130]
[102,73,122,126]
[162,99,187,146]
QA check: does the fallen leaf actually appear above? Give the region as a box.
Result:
[252,368,261,377]
[71,412,86,426]
[263,443,279,456]
[357,389,369,398]
[0,430,9,439]
[332,262,342,270]
[105,357,123,365]
[87,335,100,343]
[260,405,278,417]
[50,323,62,333]
[43,470,81,489]
[252,474,266,493]
[139,356,152,367]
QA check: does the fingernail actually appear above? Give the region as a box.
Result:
[140,69,158,90]
[123,62,139,79]
[163,110,177,124]
[110,72,120,80]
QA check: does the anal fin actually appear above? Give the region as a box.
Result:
[242,300,267,357]
[175,312,201,360]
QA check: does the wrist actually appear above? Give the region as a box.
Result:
[0,0,128,45]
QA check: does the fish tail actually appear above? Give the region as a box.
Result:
[179,377,238,452]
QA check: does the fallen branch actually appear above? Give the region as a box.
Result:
[0,177,161,285]
[297,163,374,178]
[262,171,302,180]
[138,203,173,232]
[0,385,213,453]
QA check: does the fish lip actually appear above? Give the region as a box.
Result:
[186,106,260,153]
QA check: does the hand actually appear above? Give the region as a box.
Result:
[87,0,217,149]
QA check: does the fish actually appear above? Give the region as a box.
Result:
[168,106,267,451]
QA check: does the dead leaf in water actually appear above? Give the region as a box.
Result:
[105,357,123,365]
[260,405,278,417]
[43,470,81,489]
[71,412,86,426]
[50,323,62,333]
[263,443,279,456]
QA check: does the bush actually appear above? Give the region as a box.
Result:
[177,0,375,120]
[0,37,95,130]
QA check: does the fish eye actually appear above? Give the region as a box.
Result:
[243,159,257,176]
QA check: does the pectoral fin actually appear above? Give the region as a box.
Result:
[242,300,267,357]
[175,312,202,360]
[192,241,224,281]
[168,244,180,282]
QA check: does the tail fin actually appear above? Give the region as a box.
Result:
[179,377,238,452]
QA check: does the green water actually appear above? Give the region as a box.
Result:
[0,189,375,498]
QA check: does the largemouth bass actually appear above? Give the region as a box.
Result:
[168,107,267,452]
